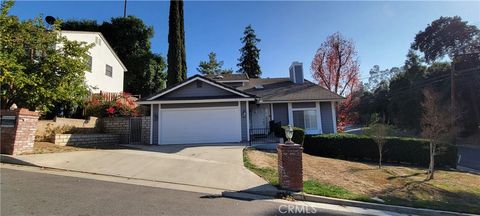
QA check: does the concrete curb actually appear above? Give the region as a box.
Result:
[228,190,476,216]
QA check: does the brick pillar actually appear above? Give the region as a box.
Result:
[277,143,303,191]
[1,109,39,155]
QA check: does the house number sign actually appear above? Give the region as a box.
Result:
[1,116,16,127]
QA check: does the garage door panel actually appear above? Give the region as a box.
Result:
[160,107,241,144]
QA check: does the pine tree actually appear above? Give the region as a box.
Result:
[197,52,233,75]
[237,25,261,78]
[167,0,187,87]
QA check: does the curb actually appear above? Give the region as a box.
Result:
[227,190,476,216]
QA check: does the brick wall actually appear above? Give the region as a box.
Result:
[141,117,151,144]
[1,109,39,155]
[36,117,99,138]
[99,117,150,144]
[53,134,119,146]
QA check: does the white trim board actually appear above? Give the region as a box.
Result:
[331,101,337,134]
[138,98,255,105]
[258,99,344,104]
[147,76,253,100]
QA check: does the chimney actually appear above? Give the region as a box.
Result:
[289,61,304,84]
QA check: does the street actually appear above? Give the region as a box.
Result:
[458,145,480,171]
[0,168,357,216]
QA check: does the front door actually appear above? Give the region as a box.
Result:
[250,104,270,129]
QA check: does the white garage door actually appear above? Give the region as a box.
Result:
[159,106,242,144]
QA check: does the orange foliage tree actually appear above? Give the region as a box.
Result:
[311,32,360,130]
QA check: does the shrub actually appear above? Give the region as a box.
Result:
[271,124,305,144]
[85,92,139,117]
[303,134,457,168]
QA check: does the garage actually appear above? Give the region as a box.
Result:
[159,106,242,144]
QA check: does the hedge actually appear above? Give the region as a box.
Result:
[303,134,457,168]
[270,122,305,144]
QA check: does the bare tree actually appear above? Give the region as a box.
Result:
[421,88,452,180]
[366,114,391,169]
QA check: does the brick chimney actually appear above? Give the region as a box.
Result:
[289,62,304,84]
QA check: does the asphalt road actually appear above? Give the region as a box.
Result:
[0,168,355,216]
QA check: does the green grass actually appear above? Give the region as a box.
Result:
[303,180,373,202]
[243,149,370,202]
[243,149,279,185]
[243,149,480,214]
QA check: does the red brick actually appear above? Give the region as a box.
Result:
[277,143,303,191]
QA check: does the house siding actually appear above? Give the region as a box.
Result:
[320,102,334,134]
[292,102,316,109]
[162,80,238,98]
[61,32,125,93]
[240,102,247,141]
[152,104,159,144]
[273,103,289,125]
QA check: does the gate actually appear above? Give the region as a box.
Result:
[129,118,142,144]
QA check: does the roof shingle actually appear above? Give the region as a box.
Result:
[237,78,344,101]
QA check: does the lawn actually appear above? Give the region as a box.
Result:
[244,149,480,214]
[23,142,130,155]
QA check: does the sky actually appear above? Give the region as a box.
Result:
[10,1,480,82]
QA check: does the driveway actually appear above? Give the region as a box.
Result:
[1,144,276,192]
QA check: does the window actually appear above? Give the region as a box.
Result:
[86,55,92,72]
[293,110,318,130]
[105,64,113,77]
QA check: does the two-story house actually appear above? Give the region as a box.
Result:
[61,31,127,93]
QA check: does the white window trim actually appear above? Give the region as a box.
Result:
[289,103,322,134]
[331,101,337,134]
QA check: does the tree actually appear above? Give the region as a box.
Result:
[365,114,392,169]
[388,50,426,131]
[167,0,187,87]
[237,25,261,78]
[412,16,480,63]
[366,65,401,92]
[421,88,452,180]
[311,32,360,96]
[197,52,233,75]
[412,16,480,135]
[0,0,91,112]
[61,16,167,97]
[311,32,361,129]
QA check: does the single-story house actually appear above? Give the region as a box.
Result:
[138,62,343,145]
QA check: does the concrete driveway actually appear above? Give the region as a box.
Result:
[2,144,276,192]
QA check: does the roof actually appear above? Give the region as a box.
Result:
[204,73,249,81]
[140,74,257,102]
[60,30,128,72]
[237,78,344,102]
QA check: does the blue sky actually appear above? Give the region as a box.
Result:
[11,1,480,81]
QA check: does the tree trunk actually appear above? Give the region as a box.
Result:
[427,142,435,180]
[378,145,383,169]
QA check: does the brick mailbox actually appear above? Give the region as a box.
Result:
[277,143,303,191]
[1,109,39,155]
